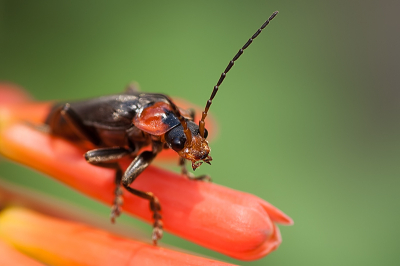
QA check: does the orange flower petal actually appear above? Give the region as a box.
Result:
[0,84,292,260]
[0,83,32,105]
[0,239,45,266]
[0,123,292,260]
[0,179,148,241]
[0,207,235,266]
[0,102,53,128]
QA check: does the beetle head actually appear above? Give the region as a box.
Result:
[164,121,212,170]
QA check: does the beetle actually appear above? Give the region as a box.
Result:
[44,11,278,244]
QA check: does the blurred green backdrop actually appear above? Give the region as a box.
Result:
[1,0,399,265]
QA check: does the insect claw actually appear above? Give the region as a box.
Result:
[206,161,211,165]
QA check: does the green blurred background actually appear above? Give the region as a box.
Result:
[1,0,399,265]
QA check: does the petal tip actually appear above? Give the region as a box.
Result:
[257,198,294,226]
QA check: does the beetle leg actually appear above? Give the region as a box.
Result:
[188,108,195,121]
[45,104,63,130]
[84,147,131,222]
[179,157,212,182]
[179,157,193,177]
[59,103,102,146]
[125,82,140,94]
[84,147,130,164]
[179,108,195,121]
[121,142,163,245]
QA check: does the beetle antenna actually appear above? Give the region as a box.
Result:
[199,11,279,137]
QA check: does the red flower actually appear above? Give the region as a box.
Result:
[0,83,293,261]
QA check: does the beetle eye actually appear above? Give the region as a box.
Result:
[170,137,185,151]
[204,128,209,139]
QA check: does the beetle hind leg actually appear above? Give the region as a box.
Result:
[59,103,102,145]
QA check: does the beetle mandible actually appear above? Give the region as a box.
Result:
[44,11,278,244]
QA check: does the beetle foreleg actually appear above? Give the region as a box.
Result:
[84,147,131,222]
[84,147,130,164]
[123,186,162,245]
[121,144,163,245]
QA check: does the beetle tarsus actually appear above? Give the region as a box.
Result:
[110,185,124,223]
[186,172,212,182]
[152,226,163,245]
[179,157,212,182]
[191,175,212,182]
[150,196,163,245]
